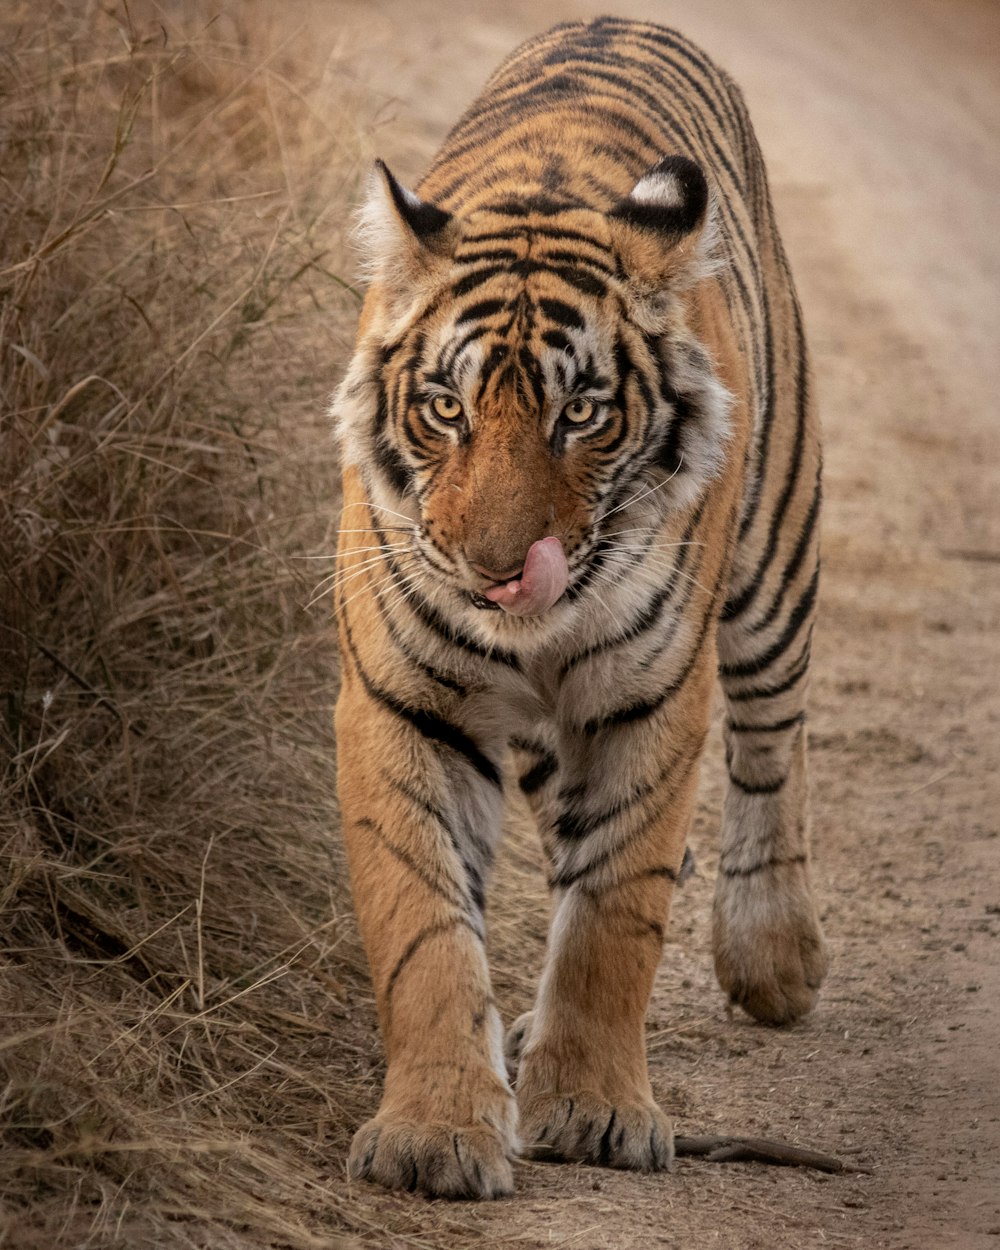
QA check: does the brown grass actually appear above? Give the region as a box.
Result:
[0,3,391,1244]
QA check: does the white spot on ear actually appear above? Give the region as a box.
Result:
[630,171,684,208]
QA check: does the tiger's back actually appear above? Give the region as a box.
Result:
[332,17,825,1200]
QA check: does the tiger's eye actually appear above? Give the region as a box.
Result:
[563,397,595,424]
[430,395,463,422]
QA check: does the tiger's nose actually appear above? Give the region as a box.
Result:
[469,559,524,584]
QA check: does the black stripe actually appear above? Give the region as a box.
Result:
[372,383,413,498]
[517,343,547,409]
[653,389,698,477]
[542,328,573,354]
[718,568,818,680]
[727,711,804,734]
[436,326,487,376]
[541,248,614,274]
[388,776,451,832]
[459,229,528,246]
[724,635,812,702]
[637,561,703,672]
[719,852,806,877]
[626,24,743,134]
[452,267,501,298]
[504,254,584,301]
[586,511,701,668]
[553,715,707,846]
[355,816,467,910]
[724,297,809,617]
[370,440,410,497]
[484,193,582,217]
[563,536,606,601]
[737,213,792,544]
[554,783,650,841]
[519,753,558,795]
[474,341,512,405]
[612,864,679,887]
[453,248,520,266]
[749,474,821,636]
[386,918,479,998]
[549,742,702,890]
[373,584,466,695]
[538,297,585,329]
[387,776,493,914]
[727,771,786,796]
[514,260,606,296]
[464,224,612,255]
[581,585,716,735]
[455,298,508,325]
[341,616,501,785]
[510,736,548,754]
[583,689,666,736]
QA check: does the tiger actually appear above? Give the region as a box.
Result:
[330,16,827,1199]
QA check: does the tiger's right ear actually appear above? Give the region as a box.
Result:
[608,155,718,330]
[356,160,459,297]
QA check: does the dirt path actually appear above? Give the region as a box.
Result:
[323,2,1000,1245]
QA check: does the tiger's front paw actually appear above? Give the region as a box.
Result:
[518,1092,673,1172]
[348,1117,514,1199]
[712,862,828,1025]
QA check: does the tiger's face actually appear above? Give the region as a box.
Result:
[334,158,731,640]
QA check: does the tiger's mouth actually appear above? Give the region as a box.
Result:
[467,590,501,611]
[467,537,570,617]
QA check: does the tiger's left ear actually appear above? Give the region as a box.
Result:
[356,160,459,302]
[609,155,717,328]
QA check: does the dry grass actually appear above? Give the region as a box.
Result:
[0,3,393,1244]
[1,3,976,1247]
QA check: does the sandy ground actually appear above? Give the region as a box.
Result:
[310,1,1000,1246]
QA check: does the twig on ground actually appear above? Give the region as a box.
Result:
[674,1134,872,1174]
[940,547,1000,565]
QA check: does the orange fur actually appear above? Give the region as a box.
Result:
[331,18,826,1198]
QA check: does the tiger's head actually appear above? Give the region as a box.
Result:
[332,155,731,645]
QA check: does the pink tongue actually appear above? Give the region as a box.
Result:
[483,536,568,616]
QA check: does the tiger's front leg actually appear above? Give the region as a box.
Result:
[512,659,714,1171]
[336,660,516,1199]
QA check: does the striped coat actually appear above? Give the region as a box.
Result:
[331,16,826,1199]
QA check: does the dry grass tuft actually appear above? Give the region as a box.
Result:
[0,3,391,1244]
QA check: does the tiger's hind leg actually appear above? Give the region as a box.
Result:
[713,316,827,1025]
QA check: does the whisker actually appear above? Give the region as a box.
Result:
[330,526,414,537]
[309,552,412,608]
[335,563,418,618]
[292,543,409,561]
[370,567,425,619]
[602,541,704,555]
[344,499,417,527]
[604,526,704,546]
[585,550,713,602]
[597,454,685,523]
[334,544,409,560]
